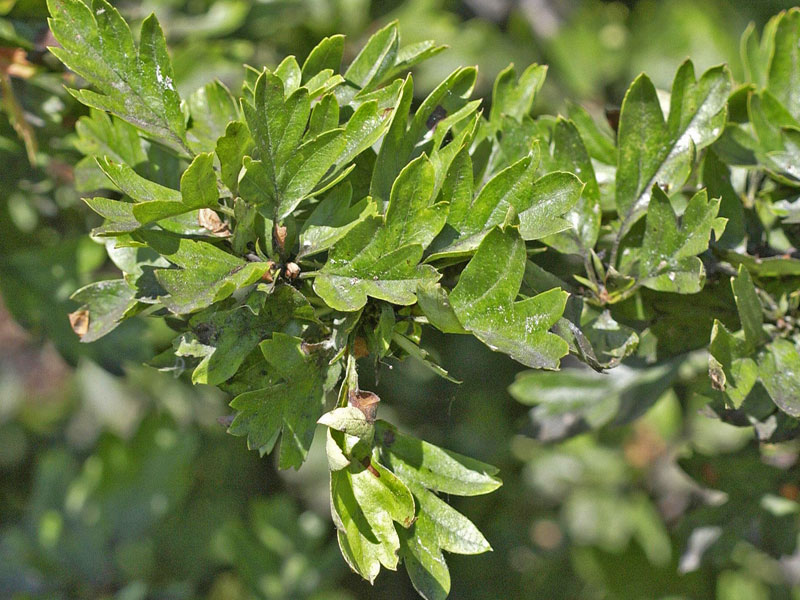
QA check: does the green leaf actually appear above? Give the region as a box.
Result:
[47,0,189,154]
[371,68,477,201]
[639,187,720,293]
[384,155,447,249]
[567,101,617,164]
[759,339,800,417]
[701,149,746,248]
[183,286,315,386]
[416,282,469,335]
[708,319,758,407]
[73,109,147,174]
[373,423,497,598]
[375,421,500,496]
[314,216,440,312]
[450,227,569,369]
[541,118,601,254]
[318,406,375,441]
[615,61,730,238]
[430,153,537,259]
[302,35,345,80]
[134,152,219,225]
[509,363,679,441]
[139,232,269,314]
[339,21,398,101]
[740,16,778,87]
[298,184,378,259]
[330,455,415,579]
[313,164,448,311]
[489,63,547,128]
[731,265,766,348]
[767,8,800,120]
[187,80,239,153]
[228,333,335,468]
[241,71,348,220]
[517,171,583,241]
[399,511,450,600]
[215,121,253,195]
[69,279,137,343]
[399,479,494,600]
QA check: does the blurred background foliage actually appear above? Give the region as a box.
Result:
[2,0,800,598]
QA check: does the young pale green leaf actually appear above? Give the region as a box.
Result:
[731,265,766,349]
[330,454,416,579]
[408,480,492,555]
[398,478,494,600]
[70,279,138,343]
[138,232,269,314]
[48,0,189,154]
[450,227,569,369]
[615,61,730,240]
[298,185,378,259]
[228,333,334,468]
[318,406,375,441]
[375,421,500,496]
[330,468,393,582]
[639,187,721,294]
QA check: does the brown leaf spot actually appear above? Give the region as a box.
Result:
[68,309,89,339]
[352,337,369,358]
[349,389,380,423]
[361,456,380,478]
[780,483,799,501]
[604,106,620,133]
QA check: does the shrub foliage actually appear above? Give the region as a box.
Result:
[44,0,800,597]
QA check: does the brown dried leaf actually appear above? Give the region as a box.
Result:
[348,389,380,423]
[198,208,230,237]
[68,309,89,338]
